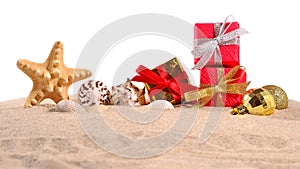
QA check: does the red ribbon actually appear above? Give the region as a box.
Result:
[131,65,198,103]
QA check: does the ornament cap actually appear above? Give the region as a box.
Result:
[231,105,249,115]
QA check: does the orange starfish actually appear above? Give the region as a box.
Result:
[17,41,92,108]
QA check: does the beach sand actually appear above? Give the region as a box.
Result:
[0,98,299,169]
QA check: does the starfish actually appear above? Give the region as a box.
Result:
[17,41,92,108]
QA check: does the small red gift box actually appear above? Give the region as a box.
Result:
[132,57,198,104]
[200,66,247,107]
[193,21,240,68]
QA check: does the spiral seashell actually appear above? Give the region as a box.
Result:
[55,100,85,112]
[148,100,174,110]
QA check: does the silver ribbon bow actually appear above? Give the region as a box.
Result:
[192,15,248,70]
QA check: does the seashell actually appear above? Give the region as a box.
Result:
[55,100,84,112]
[111,79,149,106]
[78,80,112,106]
[148,100,174,110]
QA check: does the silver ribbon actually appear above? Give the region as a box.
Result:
[192,15,248,70]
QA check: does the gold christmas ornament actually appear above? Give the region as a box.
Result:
[262,85,288,109]
[231,88,276,116]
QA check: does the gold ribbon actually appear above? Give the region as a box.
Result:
[184,66,250,107]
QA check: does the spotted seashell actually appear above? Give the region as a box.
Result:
[78,80,113,106]
[55,100,84,112]
[148,100,174,110]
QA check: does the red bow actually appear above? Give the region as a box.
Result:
[131,65,198,103]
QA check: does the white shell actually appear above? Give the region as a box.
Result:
[55,100,84,112]
[148,100,174,110]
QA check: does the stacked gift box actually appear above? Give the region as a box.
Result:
[191,16,248,107]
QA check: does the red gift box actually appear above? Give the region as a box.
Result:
[132,57,198,104]
[193,21,240,68]
[200,66,247,107]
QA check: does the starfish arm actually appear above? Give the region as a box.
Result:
[24,86,45,108]
[71,68,92,83]
[17,59,46,79]
[45,41,64,67]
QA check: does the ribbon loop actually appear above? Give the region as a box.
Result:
[192,16,248,70]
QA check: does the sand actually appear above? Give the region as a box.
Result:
[0,98,299,169]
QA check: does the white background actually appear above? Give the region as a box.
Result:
[0,0,299,102]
